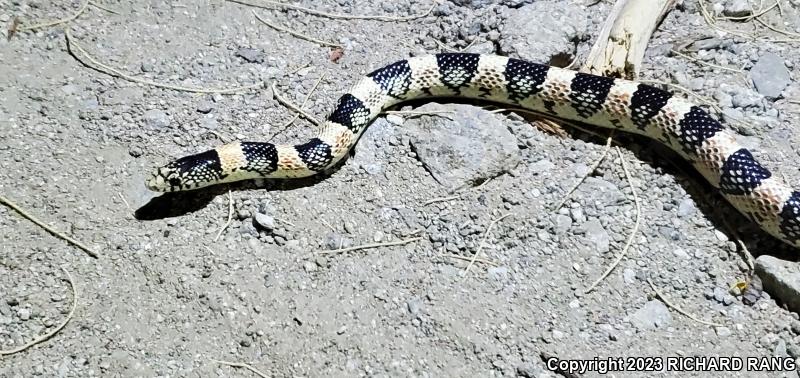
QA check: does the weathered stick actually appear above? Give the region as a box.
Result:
[582,0,678,78]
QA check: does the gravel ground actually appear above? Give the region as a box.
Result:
[1,0,800,377]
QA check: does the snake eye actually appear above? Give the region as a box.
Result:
[168,177,182,187]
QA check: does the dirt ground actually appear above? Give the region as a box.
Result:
[2,0,800,377]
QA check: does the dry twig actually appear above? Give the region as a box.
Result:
[670,49,746,76]
[422,195,461,206]
[462,213,512,278]
[214,191,234,242]
[269,74,326,141]
[211,359,269,378]
[0,194,97,258]
[553,133,615,212]
[18,0,90,31]
[0,267,78,356]
[252,10,342,48]
[65,29,263,94]
[584,147,642,293]
[719,217,756,273]
[316,237,421,255]
[647,278,723,327]
[89,0,120,14]
[442,253,498,267]
[227,0,435,22]
[270,82,322,126]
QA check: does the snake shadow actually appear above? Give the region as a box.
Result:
[134,100,799,261]
[558,125,800,262]
[133,165,344,221]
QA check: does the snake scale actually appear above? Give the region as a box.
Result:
[146,53,800,249]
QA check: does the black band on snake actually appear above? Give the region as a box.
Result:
[145,53,800,249]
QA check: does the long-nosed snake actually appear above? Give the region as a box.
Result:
[145,53,800,248]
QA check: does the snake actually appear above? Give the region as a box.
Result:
[145,53,800,249]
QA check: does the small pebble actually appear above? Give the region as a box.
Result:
[253,213,275,231]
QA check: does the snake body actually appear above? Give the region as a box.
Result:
[146,53,800,248]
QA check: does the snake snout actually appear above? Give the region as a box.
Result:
[146,150,223,192]
[145,167,182,192]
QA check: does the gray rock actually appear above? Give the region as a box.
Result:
[750,52,791,98]
[198,117,218,130]
[239,221,259,238]
[677,198,696,217]
[142,109,170,129]
[788,343,800,359]
[406,298,422,316]
[103,87,144,106]
[500,2,588,62]
[487,266,509,281]
[582,218,610,253]
[673,248,690,259]
[713,287,727,303]
[581,177,625,206]
[623,268,636,284]
[406,103,520,190]
[775,339,789,357]
[731,88,763,109]
[723,0,753,17]
[324,233,353,250]
[715,326,732,337]
[516,364,538,378]
[755,255,800,312]
[253,213,275,231]
[236,47,264,63]
[529,159,555,175]
[196,101,214,114]
[303,261,317,273]
[553,214,572,235]
[352,118,394,176]
[630,300,672,330]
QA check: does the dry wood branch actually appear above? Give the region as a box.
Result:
[0,194,98,258]
[270,82,322,126]
[442,253,498,267]
[0,267,77,355]
[214,191,234,242]
[227,0,435,21]
[647,278,723,327]
[754,16,800,38]
[89,0,120,14]
[582,0,678,78]
[697,0,757,40]
[315,237,421,255]
[211,359,269,378]
[422,195,461,206]
[719,217,755,273]
[584,147,642,293]
[488,108,568,137]
[18,0,90,31]
[718,0,779,21]
[670,49,745,75]
[269,74,326,141]
[65,29,263,94]
[252,10,342,48]
[462,213,512,278]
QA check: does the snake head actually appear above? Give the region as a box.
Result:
[146,149,223,192]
